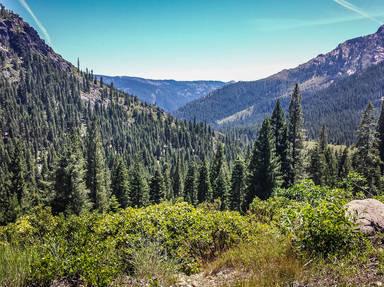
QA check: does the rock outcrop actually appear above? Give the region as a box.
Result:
[346,199,384,235]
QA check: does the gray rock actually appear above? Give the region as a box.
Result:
[346,199,384,235]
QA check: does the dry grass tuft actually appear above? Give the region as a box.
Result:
[206,232,303,287]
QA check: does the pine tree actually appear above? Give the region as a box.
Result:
[308,126,332,186]
[214,166,230,210]
[377,100,384,174]
[130,158,149,207]
[86,120,111,212]
[184,162,197,205]
[308,146,326,185]
[52,133,89,215]
[211,143,224,196]
[149,164,165,204]
[66,134,90,214]
[287,84,305,185]
[0,154,18,224]
[244,118,280,209]
[271,99,290,187]
[338,147,351,180]
[172,160,183,199]
[355,102,382,195]
[230,157,246,212]
[111,158,130,208]
[8,141,27,216]
[197,160,212,203]
[320,126,337,186]
[162,163,172,200]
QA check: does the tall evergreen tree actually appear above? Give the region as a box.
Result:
[86,120,111,212]
[111,158,130,208]
[214,166,230,210]
[308,146,327,185]
[172,160,183,199]
[308,126,335,186]
[162,163,172,200]
[130,158,150,207]
[149,164,165,204]
[355,102,382,195]
[377,100,384,174]
[320,126,337,186]
[52,133,89,215]
[287,84,305,185]
[230,157,246,212]
[338,147,351,180]
[271,99,290,187]
[197,160,212,203]
[9,141,28,215]
[210,143,224,194]
[0,168,16,224]
[184,162,197,205]
[244,118,280,209]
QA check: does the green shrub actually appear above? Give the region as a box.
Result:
[288,200,367,257]
[275,180,352,205]
[254,182,369,258]
[248,196,292,224]
[0,202,256,286]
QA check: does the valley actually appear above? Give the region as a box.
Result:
[2,2,384,287]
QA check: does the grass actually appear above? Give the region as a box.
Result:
[205,232,303,287]
[0,244,34,287]
[129,242,178,286]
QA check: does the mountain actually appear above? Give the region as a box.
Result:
[97,75,226,112]
[0,6,229,178]
[175,25,384,143]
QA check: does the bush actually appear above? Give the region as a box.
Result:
[275,180,352,205]
[0,202,256,286]
[252,181,369,258]
[248,196,293,224]
[288,200,367,257]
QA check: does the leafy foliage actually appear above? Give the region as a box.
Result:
[0,203,256,285]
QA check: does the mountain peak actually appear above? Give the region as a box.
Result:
[176,24,384,131]
[377,25,384,35]
[0,7,71,81]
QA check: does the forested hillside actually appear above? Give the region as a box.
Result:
[0,7,241,223]
[4,5,384,287]
[98,75,226,111]
[175,25,384,143]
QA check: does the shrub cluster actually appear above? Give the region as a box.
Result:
[249,180,369,257]
[0,203,255,286]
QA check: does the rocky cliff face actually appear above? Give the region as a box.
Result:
[0,6,71,82]
[273,25,384,90]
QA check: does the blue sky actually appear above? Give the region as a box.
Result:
[2,0,384,81]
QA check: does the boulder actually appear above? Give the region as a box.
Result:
[346,199,384,235]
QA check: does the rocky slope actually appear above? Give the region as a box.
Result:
[175,25,384,136]
[0,6,72,81]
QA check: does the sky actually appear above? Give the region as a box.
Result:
[2,0,384,81]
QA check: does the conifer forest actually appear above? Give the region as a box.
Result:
[3,3,384,287]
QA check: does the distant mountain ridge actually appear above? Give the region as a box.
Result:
[175,25,384,142]
[98,75,226,111]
